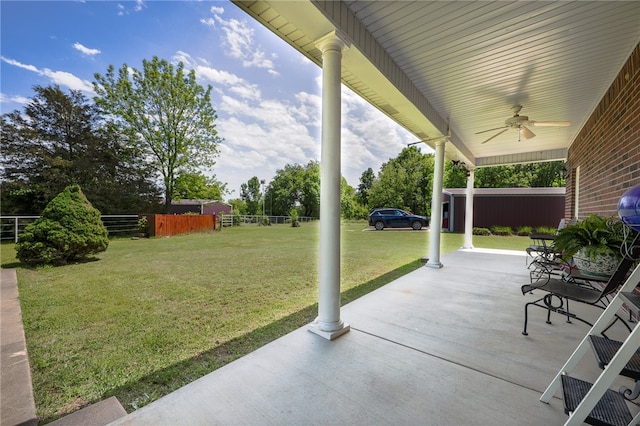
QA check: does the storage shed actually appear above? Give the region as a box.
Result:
[442,187,566,233]
[170,199,232,216]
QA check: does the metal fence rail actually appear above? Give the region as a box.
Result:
[1,214,318,242]
[0,215,139,242]
[218,214,317,227]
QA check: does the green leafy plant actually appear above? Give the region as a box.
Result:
[535,226,558,235]
[517,226,533,236]
[16,185,109,265]
[290,208,300,227]
[491,226,513,236]
[553,214,629,260]
[473,227,491,236]
[258,216,271,226]
[137,216,149,235]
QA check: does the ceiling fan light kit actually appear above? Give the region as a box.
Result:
[476,105,571,144]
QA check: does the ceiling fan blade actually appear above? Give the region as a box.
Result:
[475,126,508,135]
[480,128,510,144]
[530,121,571,127]
[520,126,536,140]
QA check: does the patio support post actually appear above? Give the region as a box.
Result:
[427,139,445,268]
[309,31,350,340]
[463,168,475,249]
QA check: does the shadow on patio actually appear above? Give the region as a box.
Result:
[110,248,638,425]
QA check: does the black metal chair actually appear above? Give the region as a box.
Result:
[521,232,640,336]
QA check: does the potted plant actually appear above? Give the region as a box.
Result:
[553,214,630,277]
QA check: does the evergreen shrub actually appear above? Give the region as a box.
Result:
[16,185,109,265]
[472,227,491,236]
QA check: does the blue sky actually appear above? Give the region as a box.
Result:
[1,1,426,199]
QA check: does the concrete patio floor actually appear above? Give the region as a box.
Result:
[110,248,638,425]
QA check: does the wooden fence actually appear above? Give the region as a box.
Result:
[141,214,215,237]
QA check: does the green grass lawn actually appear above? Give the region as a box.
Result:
[1,221,530,422]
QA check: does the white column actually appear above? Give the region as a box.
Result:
[427,139,445,268]
[463,168,475,249]
[309,31,350,340]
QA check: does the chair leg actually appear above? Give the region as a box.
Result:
[522,302,531,335]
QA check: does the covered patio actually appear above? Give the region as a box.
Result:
[110,248,637,424]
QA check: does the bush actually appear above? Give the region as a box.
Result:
[258,216,271,226]
[491,226,513,236]
[535,226,557,235]
[16,185,109,265]
[516,226,533,236]
[290,208,300,227]
[473,227,491,236]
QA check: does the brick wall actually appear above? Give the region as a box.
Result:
[565,43,640,219]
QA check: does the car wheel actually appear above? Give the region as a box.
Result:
[374,221,384,231]
[412,221,423,231]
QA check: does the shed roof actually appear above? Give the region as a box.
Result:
[444,187,565,197]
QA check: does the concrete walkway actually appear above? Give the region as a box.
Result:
[1,268,37,426]
[108,249,637,425]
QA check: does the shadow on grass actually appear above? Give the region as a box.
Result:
[42,259,424,422]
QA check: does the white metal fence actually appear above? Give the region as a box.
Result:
[0,215,139,242]
[1,214,318,242]
[218,214,317,228]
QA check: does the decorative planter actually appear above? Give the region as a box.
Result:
[574,248,620,278]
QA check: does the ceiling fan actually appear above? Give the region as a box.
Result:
[476,105,571,144]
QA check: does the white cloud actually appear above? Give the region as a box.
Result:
[117,1,144,16]
[134,0,145,12]
[1,56,38,72]
[202,8,278,75]
[1,56,94,93]
[172,51,258,100]
[0,93,30,105]
[73,42,101,56]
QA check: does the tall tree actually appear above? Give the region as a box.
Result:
[367,146,434,216]
[174,172,226,200]
[240,176,262,215]
[444,161,468,188]
[93,56,222,212]
[265,161,321,217]
[1,85,158,214]
[357,167,375,205]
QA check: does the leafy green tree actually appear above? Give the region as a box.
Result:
[473,161,565,188]
[444,161,468,188]
[93,56,222,212]
[174,172,226,200]
[341,177,367,220]
[1,85,159,215]
[228,198,248,215]
[357,167,375,205]
[522,161,566,187]
[299,161,320,218]
[16,185,109,265]
[265,161,321,217]
[367,146,434,216]
[240,176,262,215]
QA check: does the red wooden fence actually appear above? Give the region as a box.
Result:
[140,214,215,237]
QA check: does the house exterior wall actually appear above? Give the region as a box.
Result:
[565,43,640,220]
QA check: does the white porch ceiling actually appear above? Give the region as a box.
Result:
[232,1,640,168]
